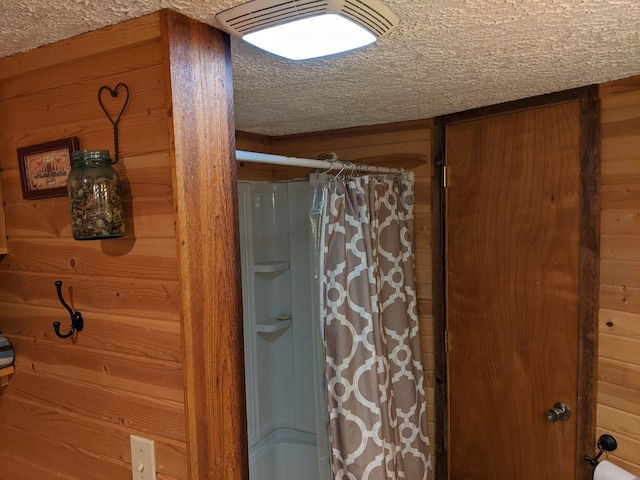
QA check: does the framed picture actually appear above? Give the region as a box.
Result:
[17,137,79,199]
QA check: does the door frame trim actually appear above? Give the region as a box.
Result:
[431,86,600,480]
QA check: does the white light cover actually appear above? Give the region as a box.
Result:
[243,14,377,61]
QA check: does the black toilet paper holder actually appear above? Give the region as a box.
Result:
[584,434,617,466]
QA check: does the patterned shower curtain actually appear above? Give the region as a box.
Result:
[320,173,432,480]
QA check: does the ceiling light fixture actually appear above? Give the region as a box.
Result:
[216,0,398,61]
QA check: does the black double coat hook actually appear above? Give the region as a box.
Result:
[53,281,84,339]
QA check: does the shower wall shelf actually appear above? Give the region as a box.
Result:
[0,366,15,387]
[239,181,296,448]
[239,180,321,454]
[253,261,290,274]
[256,317,292,334]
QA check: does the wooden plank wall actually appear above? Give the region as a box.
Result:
[598,75,640,475]
[0,13,189,480]
[236,120,436,466]
[236,132,277,182]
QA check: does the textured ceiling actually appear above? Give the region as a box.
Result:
[1,0,639,136]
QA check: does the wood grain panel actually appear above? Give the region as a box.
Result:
[601,235,640,261]
[0,271,180,320]
[598,404,640,441]
[599,332,640,365]
[160,10,248,480]
[236,163,278,181]
[601,209,640,236]
[3,238,177,279]
[601,182,640,209]
[0,116,171,173]
[598,357,640,391]
[0,11,188,479]
[602,159,640,184]
[600,284,640,314]
[270,124,429,178]
[0,13,163,81]
[0,418,133,480]
[599,77,640,473]
[10,336,184,402]
[0,40,163,101]
[601,132,640,164]
[236,131,273,152]
[0,301,182,362]
[1,150,175,202]
[598,380,640,416]
[0,398,187,479]
[599,75,640,97]
[418,298,433,315]
[2,165,176,240]
[600,82,640,119]
[600,309,640,339]
[0,68,167,135]
[235,131,278,180]
[271,120,431,153]
[4,370,186,441]
[0,53,171,170]
[0,452,62,480]
[601,259,640,287]
[3,197,175,239]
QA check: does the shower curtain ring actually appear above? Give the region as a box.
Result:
[323,158,336,175]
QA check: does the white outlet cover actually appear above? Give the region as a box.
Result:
[130,435,156,480]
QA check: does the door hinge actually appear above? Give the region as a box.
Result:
[443,165,448,188]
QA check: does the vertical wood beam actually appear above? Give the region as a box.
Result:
[576,85,600,480]
[160,10,248,480]
[431,117,448,480]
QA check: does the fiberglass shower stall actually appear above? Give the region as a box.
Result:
[238,180,329,480]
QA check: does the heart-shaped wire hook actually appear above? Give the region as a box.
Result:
[98,83,130,164]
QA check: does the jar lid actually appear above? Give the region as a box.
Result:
[72,149,111,161]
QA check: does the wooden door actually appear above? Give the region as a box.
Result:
[445,102,583,479]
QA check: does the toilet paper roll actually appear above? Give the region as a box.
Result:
[594,460,640,480]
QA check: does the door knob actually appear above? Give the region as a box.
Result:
[546,402,571,422]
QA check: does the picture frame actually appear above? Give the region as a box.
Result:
[17,137,80,199]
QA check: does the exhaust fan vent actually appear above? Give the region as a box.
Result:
[342,0,396,37]
[216,0,398,38]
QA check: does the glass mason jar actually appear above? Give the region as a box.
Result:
[67,150,125,240]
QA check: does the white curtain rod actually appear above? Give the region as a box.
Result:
[235,150,403,175]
